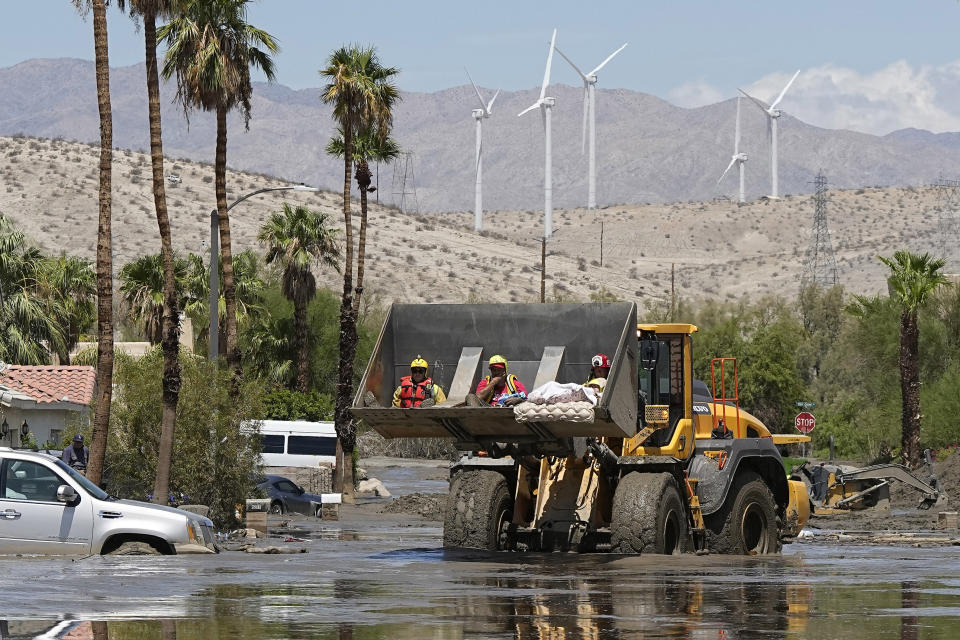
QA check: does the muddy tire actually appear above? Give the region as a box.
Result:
[105,541,163,556]
[269,501,284,515]
[443,470,513,550]
[705,471,781,555]
[610,472,687,555]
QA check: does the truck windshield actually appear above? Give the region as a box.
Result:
[54,458,110,500]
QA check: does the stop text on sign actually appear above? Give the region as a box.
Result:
[795,411,815,434]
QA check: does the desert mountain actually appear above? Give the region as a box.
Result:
[3,58,960,213]
[0,134,951,310]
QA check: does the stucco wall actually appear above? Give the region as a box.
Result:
[0,407,89,449]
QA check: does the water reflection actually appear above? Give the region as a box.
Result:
[3,557,960,639]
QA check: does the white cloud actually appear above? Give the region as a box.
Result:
[667,81,725,109]
[668,60,960,135]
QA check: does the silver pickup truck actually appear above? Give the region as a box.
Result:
[0,448,217,555]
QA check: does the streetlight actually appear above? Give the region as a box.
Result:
[208,184,319,360]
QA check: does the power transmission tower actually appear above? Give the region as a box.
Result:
[391,152,420,215]
[801,171,838,288]
[933,175,960,264]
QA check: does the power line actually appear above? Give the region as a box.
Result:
[391,152,420,215]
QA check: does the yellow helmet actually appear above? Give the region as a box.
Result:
[488,355,508,373]
[586,377,606,391]
[410,356,429,371]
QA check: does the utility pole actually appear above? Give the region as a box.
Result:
[670,263,676,322]
[540,238,546,303]
[599,219,604,267]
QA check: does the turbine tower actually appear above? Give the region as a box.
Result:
[518,28,558,239]
[465,69,500,232]
[717,97,748,204]
[554,41,628,210]
[739,69,800,199]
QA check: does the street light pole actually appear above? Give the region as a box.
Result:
[207,184,319,360]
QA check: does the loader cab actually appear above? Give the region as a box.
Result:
[635,325,696,450]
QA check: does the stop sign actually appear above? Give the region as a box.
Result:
[795,412,815,434]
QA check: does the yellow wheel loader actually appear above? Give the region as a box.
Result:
[352,303,810,554]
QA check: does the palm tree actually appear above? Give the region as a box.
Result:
[0,216,65,365]
[320,45,399,498]
[326,125,400,312]
[258,203,341,392]
[71,0,115,486]
[879,250,950,469]
[124,0,183,505]
[182,249,265,356]
[159,0,278,380]
[119,254,189,344]
[35,256,96,364]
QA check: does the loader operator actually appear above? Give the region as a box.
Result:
[475,355,527,406]
[392,357,447,408]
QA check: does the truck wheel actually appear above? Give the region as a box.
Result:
[270,501,284,515]
[705,471,781,555]
[443,470,513,551]
[611,472,687,555]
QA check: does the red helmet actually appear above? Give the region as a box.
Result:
[592,353,610,368]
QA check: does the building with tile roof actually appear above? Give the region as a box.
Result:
[0,364,96,449]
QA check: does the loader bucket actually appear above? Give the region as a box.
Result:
[351,303,638,448]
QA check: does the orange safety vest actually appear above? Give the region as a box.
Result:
[398,375,435,408]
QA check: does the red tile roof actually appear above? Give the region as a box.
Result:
[0,365,96,406]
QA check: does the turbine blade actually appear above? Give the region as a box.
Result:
[465,67,488,111]
[588,42,628,76]
[487,89,501,114]
[518,101,541,117]
[539,28,557,101]
[581,86,589,154]
[738,88,770,114]
[717,156,737,185]
[734,97,741,154]
[770,69,800,110]
[554,45,588,81]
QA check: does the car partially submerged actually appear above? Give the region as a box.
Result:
[0,448,217,555]
[257,474,325,516]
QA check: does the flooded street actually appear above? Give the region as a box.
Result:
[2,462,959,639]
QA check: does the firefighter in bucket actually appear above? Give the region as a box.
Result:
[392,356,447,408]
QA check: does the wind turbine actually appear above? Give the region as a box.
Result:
[717,97,747,204]
[554,41,628,210]
[518,28,557,239]
[739,69,800,199]
[465,68,500,232]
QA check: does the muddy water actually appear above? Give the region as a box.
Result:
[2,519,960,640]
[2,462,959,639]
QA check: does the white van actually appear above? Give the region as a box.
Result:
[253,420,338,468]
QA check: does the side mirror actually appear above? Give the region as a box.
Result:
[296,486,305,496]
[639,339,660,372]
[56,484,78,505]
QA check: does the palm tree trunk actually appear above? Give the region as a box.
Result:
[294,295,309,392]
[352,159,371,314]
[87,0,113,486]
[899,309,922,469]
[215,105,240,380]
[144,13,182,505]
[334,128,357,502]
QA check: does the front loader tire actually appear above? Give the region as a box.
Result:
[444,470,513,551]
[611,472,687,555]
[705,471,781,555]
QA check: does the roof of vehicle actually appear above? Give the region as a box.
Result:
[0,447,59,461]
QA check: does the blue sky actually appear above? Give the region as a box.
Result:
[4,1,960,134]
